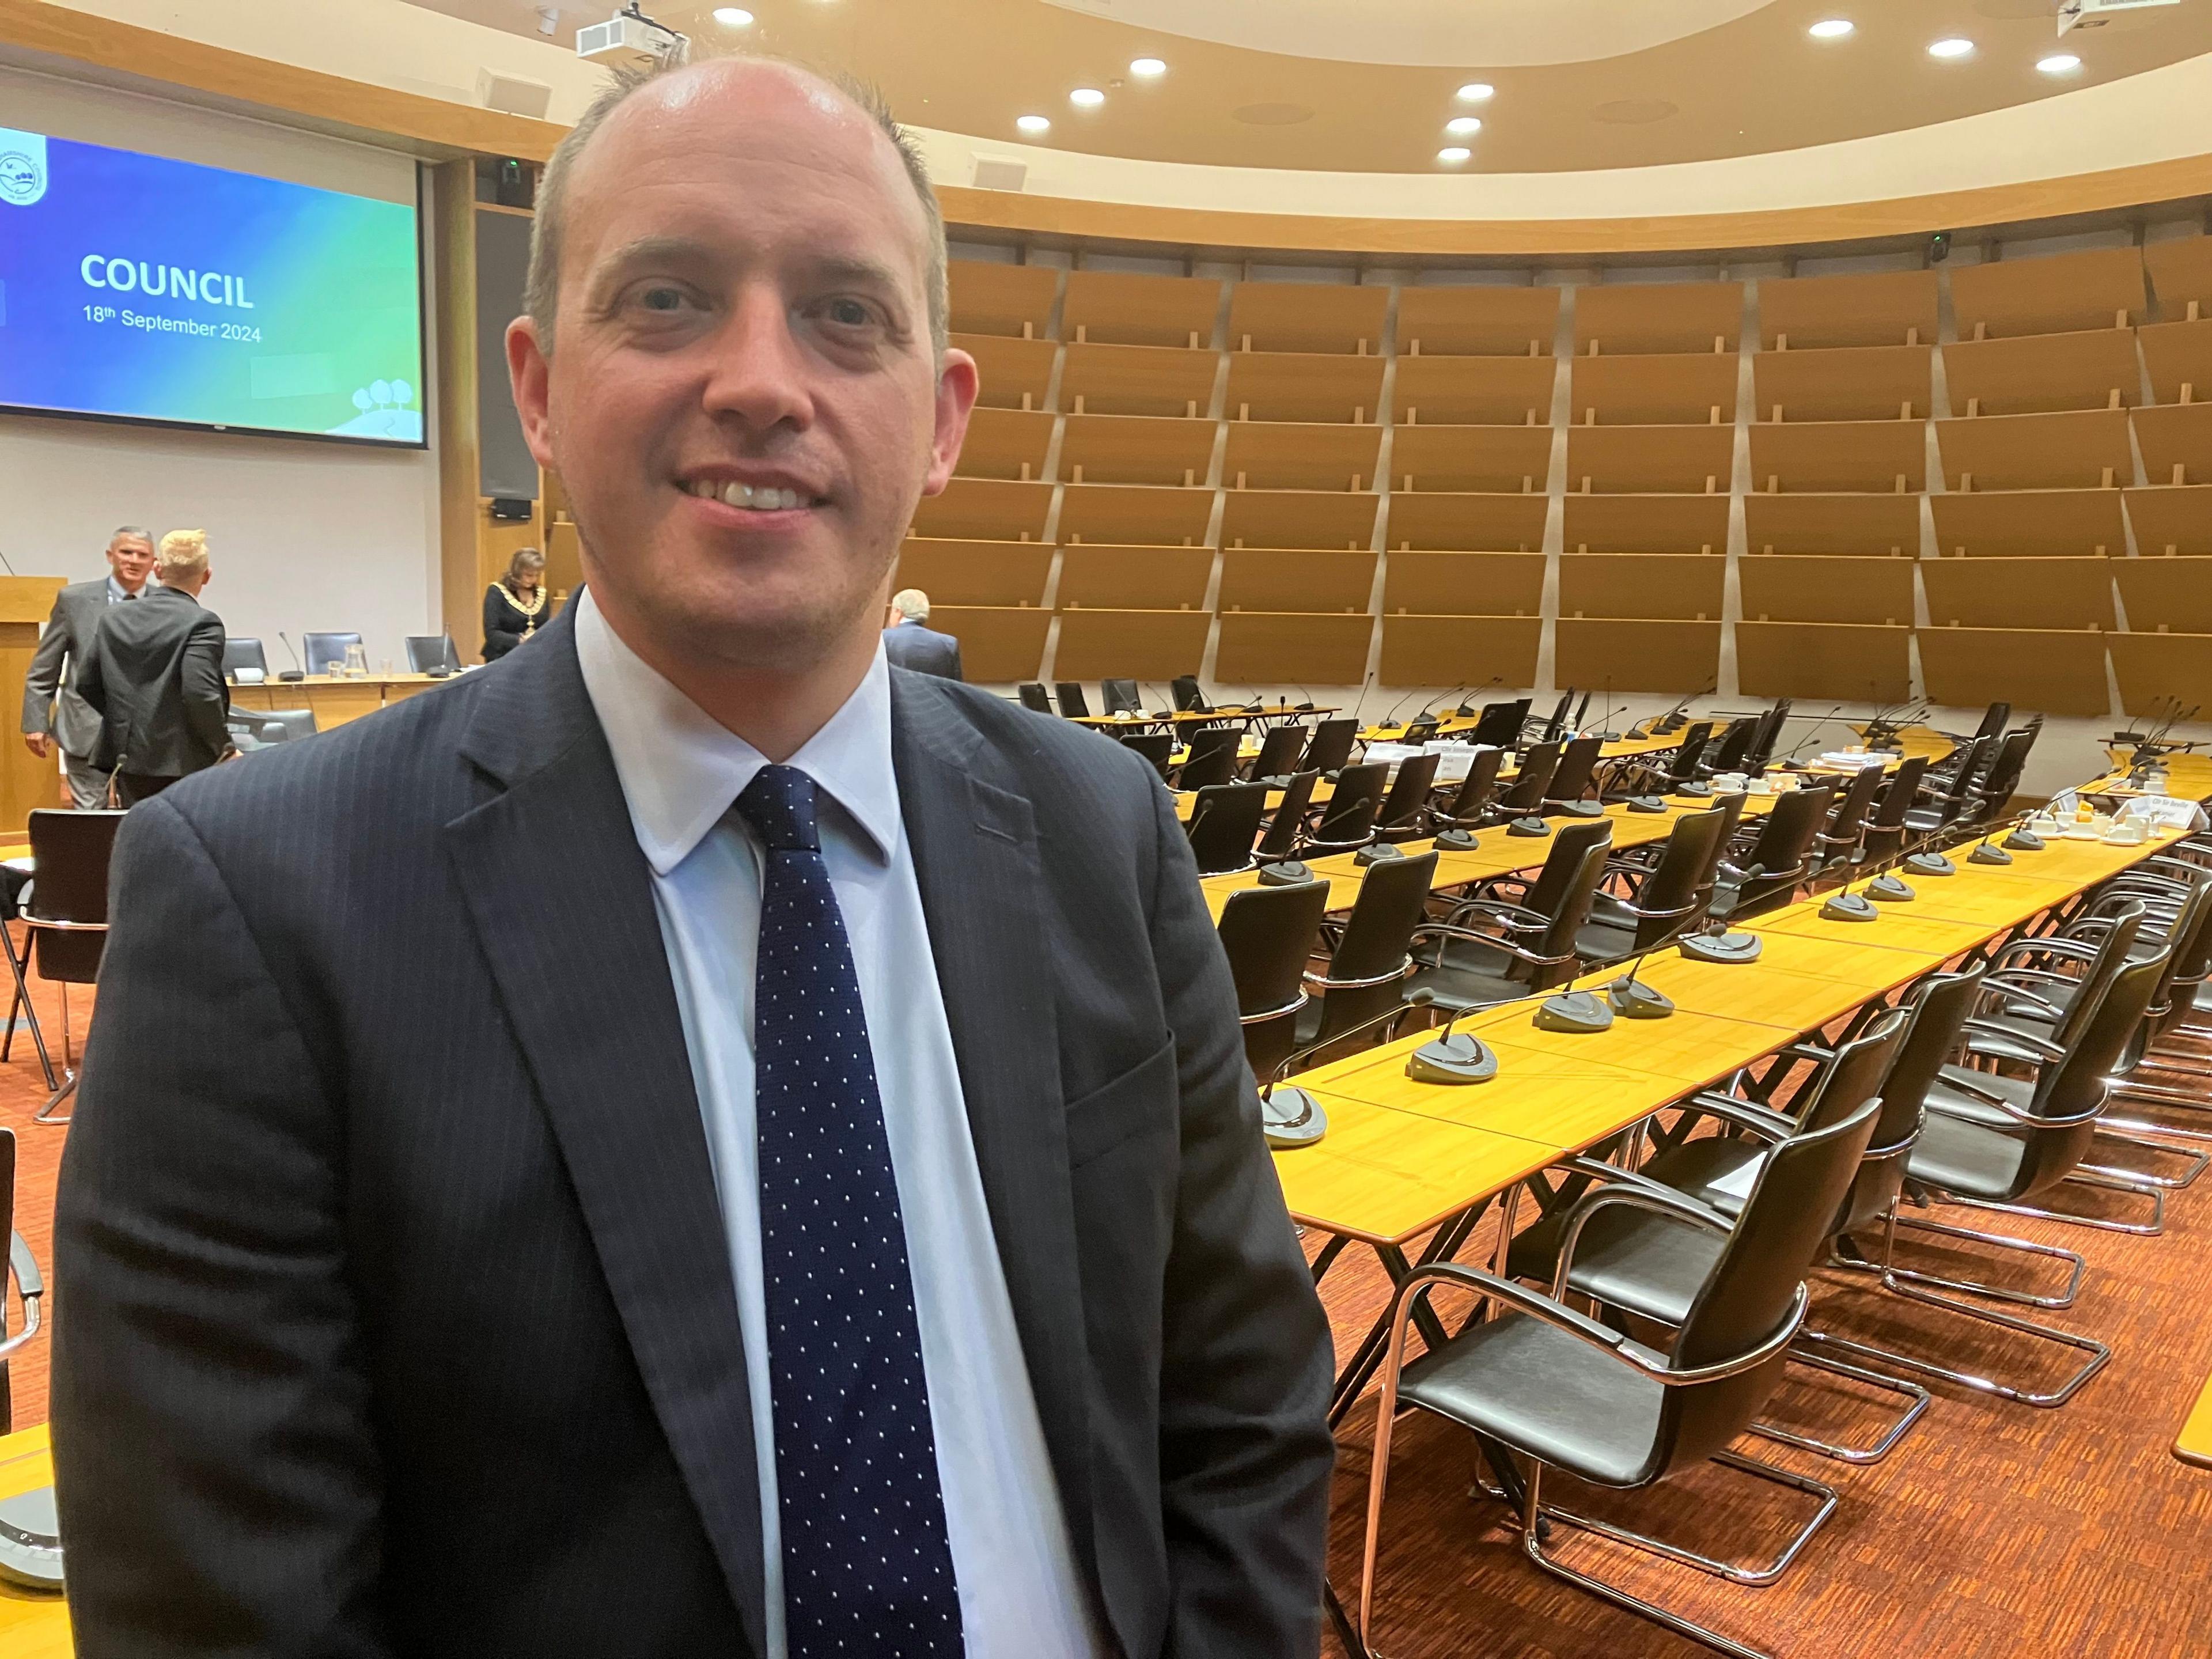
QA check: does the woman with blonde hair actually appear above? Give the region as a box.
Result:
[483,547,549,661]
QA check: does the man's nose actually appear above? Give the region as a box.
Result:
[700,286,814,433]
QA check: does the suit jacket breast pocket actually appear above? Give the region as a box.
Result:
[1062,1037,1178,1171]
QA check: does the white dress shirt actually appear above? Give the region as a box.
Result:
[574,592,1103,1659]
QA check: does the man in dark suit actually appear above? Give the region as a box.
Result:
[54,52,1334,1659]
[18,525,155,808]
[75,528,230,806]
[882,586,963,680]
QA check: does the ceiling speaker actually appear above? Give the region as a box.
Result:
[972,157,1029,192]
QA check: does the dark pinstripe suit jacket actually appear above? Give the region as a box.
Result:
[51,604,1335,1658]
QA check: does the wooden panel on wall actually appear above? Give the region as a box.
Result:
[1934,408,2133,492]
[1556,554,1725,621]
[1942,328,2142,415]
[1748,419,1925,493]
[0,578,69,832]
[1213,612,1373,685]
[1386,492,1549,551]
[948,261,1058,338]
[2139,317,2212,405]
[1062,341,1216,417]
[1569,353,1738,425]
[1219,490,1378,550]
[954,407,1055,480]
[1396,285,1560,357]
[1573,281,1743,355]
[956,332,1058,410]
[2115,554,2212,632]
[1561,493,1730,555]
[909,478,1054,540]
[2110,631,2212,717]
[1752,343,1933,422]
[1552,618,1722,694]
[1058,414,1216,486]
[1738,555,1916,625]
[2132,401,2212,486]
[433,160,486,666]
[1916,627,2111,716]
[1391,424,1552,493]
[2124,484,2212,554]
[1564,424,1734,494]
[1921,556,2115,630]
[1382,551,1546,616]
[1950,245,2146,339]
[1929,488,2126,556]
[1062,270,1222,348]
[1744,491,1922,555]
[1227,282,1388,355]
[1223,353,1385,423]
[1057,483,1214,546]
[893,537,1054,607]
[2143,236,2212,317]
[1759,269,1940,350]
[1217,548,1377,613]
[1221,422,1382,491]
[543,520,584,604]
[1736,622,1912,702]
[1393,354,1557,425]
[1378,614,1543,688]
[1055,544,1213,610]
[922,606,1051,683]
[1051,608,1212,681]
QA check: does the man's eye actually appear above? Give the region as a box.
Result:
[638,286,688,313]
[824,298,876,328]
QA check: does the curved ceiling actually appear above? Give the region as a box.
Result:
[412,0,2212,175]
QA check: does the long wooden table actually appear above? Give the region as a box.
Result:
[2179,1372,2212,1471]
[0,1428,67,1656]
[228,672,465,729]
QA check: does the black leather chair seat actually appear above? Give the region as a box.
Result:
[1395,1310,1667,1488]
[1632,1136,1763,1220]
[1961,1017,2064,1070]
[1503,1203,1724,1331]
[1572,918,1637,963]
[1904,1109,2029,1200]
[1925,1066,2036,1131]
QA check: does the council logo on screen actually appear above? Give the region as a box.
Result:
[0,128,50,207]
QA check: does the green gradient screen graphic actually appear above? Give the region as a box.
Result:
[0,127,424,444]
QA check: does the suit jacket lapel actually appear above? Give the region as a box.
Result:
[444,612,768,1656]
[890,673,1099,1582]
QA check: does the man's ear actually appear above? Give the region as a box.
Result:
[921,347,980,498]
[507,315,558,471]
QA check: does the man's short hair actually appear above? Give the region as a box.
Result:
[156,529,209,584]
[889,589,930,623]
[524,51,948,360]
[109,526,152,548]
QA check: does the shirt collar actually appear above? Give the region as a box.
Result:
[106,575,138,602]
[572,588,899,877]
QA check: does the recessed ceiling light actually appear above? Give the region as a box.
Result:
[1455,82,1494,103]
[711,6,753,24]
[2037,52,2082,74]
[1808,18,1854,39]
[1437,146,1472,164]
[1445,116,1483,136]
[1927,37,1975,59]
[1129,57,1167,78]
[1070,87,1106,107]
[1017,115,1051,134]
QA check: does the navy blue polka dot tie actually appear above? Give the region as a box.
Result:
[734,764,964,1657]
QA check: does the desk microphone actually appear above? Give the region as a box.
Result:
[1350,671,1378,729]
[277,632,307,683]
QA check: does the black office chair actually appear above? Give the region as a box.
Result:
[1965,727,2037,825]
[404,634,463,674]
[1175,726,1244,793]
[1856,755,1930,866]
[1700,717,1756,779]
[1302,760,1388,854]
[1017,683,1053,713]
[1541,734,1605,814]
[1402,716,1440,747]
[1101,679,1141,716]
[1811,762,1887,876]
[1646,721,1713,797]
[1431,747,1506,832]
[1404,825,1612,1014]
[1372,751,1441,843]
[1490,740,1560,821]
[1171,674,1211,714]
[1253,771,1321,863]
[1217,882,1332,1096]
[1358,1095,1881,1659]
[302,631,362,676]
[1744,699,1793,771]
[1468,699,1528,748]
[1054,682,1092,719]
[1292,851,1438,1058]
[1575,805,1732,964]
[1301,717,1359,779]
[1904,734,1995,839]
[0,1130,43,1434]
[221,637,268,679]
[1972,700,2013,744]
[1116,730,1173,779]
[11,809,125,1124]
[1250,722,1308,784]
[1709,784,1834,921]
[1183,782,1271,876]
[1536,691,1573,741]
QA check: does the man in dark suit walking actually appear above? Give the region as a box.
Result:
[54,52,1334,1659]
[75,528,230,806]
[18,525,156,808]
[882,586,963,680]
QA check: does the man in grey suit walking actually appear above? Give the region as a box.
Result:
[19,525,155,807]
[882,586,963,680]
[55,52,1335,1659]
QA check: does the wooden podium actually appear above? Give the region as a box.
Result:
[1,577,69,836]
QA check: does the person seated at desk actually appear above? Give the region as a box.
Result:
[483,547,550,660]
[78,528,232,805]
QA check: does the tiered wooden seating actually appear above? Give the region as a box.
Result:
[1573,281,1743,355]
[1214,613,1373,684]
[1744,492,1920,555]
[1217,548,1377,612]
[1061,269,1221,347]
[2125,484,2212,555]
[2114,554,2212,632]
[1227,281,1388,355]
[1752,344,1933,422]
[1917,627,2111,715]
[1396,285,1560,357]
[1391,425,1552,493]
[1058,414,1216,485]
[1387,493,1548,551]
[1056,483,1213,546]
[2110,632,2212,717]
[1950,245,2147,339]
[1922,556,2116,630]
[929,606,1051,681]
[1562,494,1728,554]
[1935,408,2134,491]
[1055,545,1213,610]
[1381,551,1545,616]
[1758,268,1939,350]
[1930,488,2127,556]
[1221,422,1381,491]
[1219,491,1378,550]
[1737,623,1912,701]
[1378,615,1543,687]
[1748,420,1924,492]
[1556,554,1724,620]
[1393,355,1557,425]
[909,478,1053,540]
[957,333,1056,410]
[954,407,1055,480]
[1942,329,2142,415]
[947,261,1058,339]
[1565,425,1733,494]
[2134,400,2212,485]
[1224,353,1385,423]
[1554,619,1721,694]
[2144,235,2212,320]
[1051,608,1212,681]
[2139,319,2212,405]
[1061,342,1217,417]
[1569,353,1738,425]
[1738,555,1915,624]
[892,537,1052,607]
